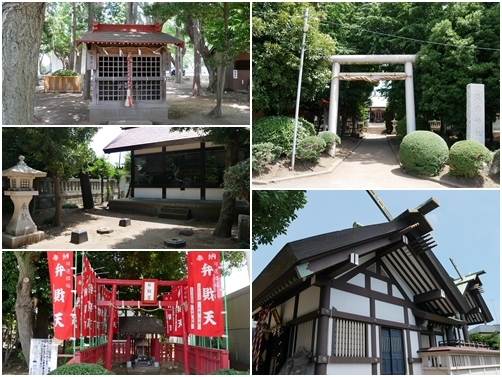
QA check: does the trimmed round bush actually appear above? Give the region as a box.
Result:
[295,136,326,163]
[399,131,449,176]
[318,131,341,146]
[448,140,492,178]
[252,142,278,173]
[48,362,115,375]
[252,116,316,156]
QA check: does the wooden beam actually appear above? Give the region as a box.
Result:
[414,289,445,304]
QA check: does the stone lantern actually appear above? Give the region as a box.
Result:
[2,156,47,248]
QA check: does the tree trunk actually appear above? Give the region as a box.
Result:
[126,2,137,24]
[208,4,229,118]
[2,2,46,125]
[175,27,182,84]
[14,251,39,366]
[53,174,63,226]
[187,17,201,97]
[213,140,239,237]
[83,2,94,100]
[69,2,76,71]
[208,63,227,118]
[79,171,95,209]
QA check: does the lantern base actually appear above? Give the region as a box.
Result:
[2,231,45,248]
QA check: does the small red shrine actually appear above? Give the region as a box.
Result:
[76,21,184,124]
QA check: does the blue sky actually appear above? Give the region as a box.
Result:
[252,190,500,325]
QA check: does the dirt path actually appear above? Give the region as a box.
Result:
[3,206,240,250]
[33,76,250,125]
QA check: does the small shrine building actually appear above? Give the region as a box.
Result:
[77,21,184,124]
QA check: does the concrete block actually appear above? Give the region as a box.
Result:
[71,230,88,244]
[119,218,131,227]
[97,227,114,234]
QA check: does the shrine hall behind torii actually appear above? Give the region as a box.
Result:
[69,276,230,375]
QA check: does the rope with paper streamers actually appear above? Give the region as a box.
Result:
[106,300,188,313]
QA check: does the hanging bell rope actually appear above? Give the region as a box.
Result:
[125,51,133,107]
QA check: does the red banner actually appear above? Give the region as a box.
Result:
[89,267,96,338]
[187,252,224,337]
[82,255,94,337]
[47,251,74,341]
[75,274,82,338]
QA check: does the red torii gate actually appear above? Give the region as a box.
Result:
[95,277,189,374]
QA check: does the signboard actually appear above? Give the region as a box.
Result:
[29,339,58,375]
[233,69,238,79]
[142,279,158,304]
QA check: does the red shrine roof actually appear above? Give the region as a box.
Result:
[76,21,185,48]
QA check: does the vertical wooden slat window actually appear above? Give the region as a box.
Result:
[333,319,366,357]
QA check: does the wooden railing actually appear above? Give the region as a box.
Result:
[67,344,108,364]
[174,343,229,374]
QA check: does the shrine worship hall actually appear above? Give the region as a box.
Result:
[46,251,230,375]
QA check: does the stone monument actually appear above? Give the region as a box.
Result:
[2,156,47,248]
[466,83,485,145]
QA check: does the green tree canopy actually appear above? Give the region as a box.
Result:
[252,190,307,251]
[253,3,334,115]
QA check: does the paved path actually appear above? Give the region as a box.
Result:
[264,133,446,189]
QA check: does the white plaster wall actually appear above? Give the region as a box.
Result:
[168,142,200,152]
[206,188,224,200]
[134,188,162,198]
[375,300,404,323]
[297,286,320,317]
[409,330,420,357]
[371,277,387,294]
[392,285,404,299]
[135,147,163,155]
[347,273,365,288]
[281,296,296,323]
[408,308,416,326]
[327,363,372,375]
[413,363,423,375]
[331,289,370,317]
[166,188,199,200]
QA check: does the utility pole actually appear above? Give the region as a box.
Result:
[291,6,309,171]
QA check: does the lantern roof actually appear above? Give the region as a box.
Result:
[76,21,185,48]
[2,156,47,178]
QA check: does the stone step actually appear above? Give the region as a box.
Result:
[109,119,153,125]
[158,207,190,220]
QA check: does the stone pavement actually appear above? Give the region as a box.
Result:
[258,133,447,189]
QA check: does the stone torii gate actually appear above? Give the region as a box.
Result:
[328,54,417,136]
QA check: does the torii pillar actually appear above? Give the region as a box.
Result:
[328,55,417,138]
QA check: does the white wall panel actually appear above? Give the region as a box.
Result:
[331,289,370,317]
[134,188,162,198]
[166,188,199,200]
[375,300,404,323]
[327,363,372,375]
[298,286,320,317]
[371,277,387,294]
[347,273,365,288]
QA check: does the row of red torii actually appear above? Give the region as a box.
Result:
[47,251,225,374]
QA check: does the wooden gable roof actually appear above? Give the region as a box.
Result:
[253,206,479,324]
[103,127,201,153]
